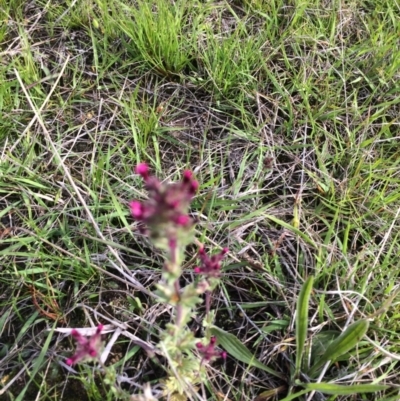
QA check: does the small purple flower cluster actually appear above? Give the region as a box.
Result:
[196,336,227,361]
[129,163,198,230]
[66,324,104,366]
[194,246,228,278]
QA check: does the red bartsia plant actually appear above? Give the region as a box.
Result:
[65,164,227,398]
[66,324,104,366]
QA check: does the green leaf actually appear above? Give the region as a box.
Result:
[15,177,48,190]
[277,382,389,401]
[16,268,49,275]
[295,275,314,377]
[0,307,11,333]
[15,311,39,344]
[210,326,284,379]
[105,178,131,230]
[277,389,310,401]
[310,330,341,364]
[302,382,389,395]
[309,319,369,375]
[15,322,56,401]
[263,214,317,248]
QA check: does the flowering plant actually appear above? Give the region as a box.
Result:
[66,324,104,366]
[66,163,227,398]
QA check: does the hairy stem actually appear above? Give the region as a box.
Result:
[174,279,184,328]
[205,290,211,317]
[168,238,184,329]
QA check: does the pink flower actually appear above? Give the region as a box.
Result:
[135,163,149,178]
[193,247,228,278]
[66,325,104,366]
[129,163,198,247]
[196,336,227,361]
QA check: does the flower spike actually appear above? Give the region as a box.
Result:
[193,247,228,278]
[129,163,198,249]
[196,336,227,361]
[66,324,104,366]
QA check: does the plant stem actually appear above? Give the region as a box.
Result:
[174,279,184,328]
[168,238,184,329]
[205,290,211,317]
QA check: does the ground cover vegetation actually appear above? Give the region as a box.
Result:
[1,0,400,399]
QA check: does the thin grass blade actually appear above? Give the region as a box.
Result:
[295,275,314,378]
[15,322,56,401]
[263,214,317,248]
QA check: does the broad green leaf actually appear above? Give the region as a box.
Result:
[295,276,314,377]
[310,319,369,375]
[210,326,284,379]
[310,330,341,364]
[302,382,389,395]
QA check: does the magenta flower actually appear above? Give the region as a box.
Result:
[129,163,198,248]
[66,324,104,366]
[196,336,227,361]
[193,247,228,278]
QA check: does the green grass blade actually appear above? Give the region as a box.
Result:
[15,322,56,401]
[302,382,389,395]
[210,326,284,379]
[14,311,39,344]
[309,320,369,375]
[105,178,131,230]
[295,275,314,378]
[263,214,317,248]
[0,308,12,333]
[278,389,310,401]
